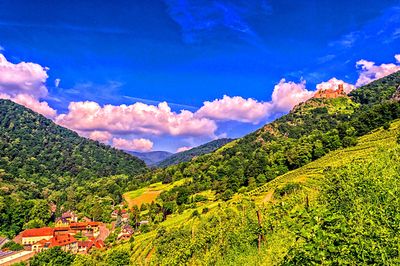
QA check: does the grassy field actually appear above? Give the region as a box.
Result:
[123,178,191,209]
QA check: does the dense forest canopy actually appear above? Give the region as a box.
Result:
[0,100,148,236]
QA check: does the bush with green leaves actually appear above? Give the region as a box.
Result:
[30,247,76,266]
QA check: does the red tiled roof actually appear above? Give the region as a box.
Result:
[33,239,49,246]
[54,227,70,231]
[69,222,100,228]
[21,227,54,237]
[94,239,105,248]
[48,234,77,247]
[78,240,94,249]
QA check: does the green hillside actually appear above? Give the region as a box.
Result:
[0,99,148,237]
[0,99,146,185]
[67,72,400,265]
[86,119,400,265]
[157,138,234,167]
[135,71,400,205]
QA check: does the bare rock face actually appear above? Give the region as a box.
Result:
[392,85,400,102]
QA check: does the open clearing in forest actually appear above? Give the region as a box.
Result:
[123,178,191,209]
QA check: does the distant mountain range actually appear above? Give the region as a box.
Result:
[128,151,173,166]
[128,138,234,167]
[157,138,234,168]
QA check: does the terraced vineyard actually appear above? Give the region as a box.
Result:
[123,120,400,264]
[248,120,400,204]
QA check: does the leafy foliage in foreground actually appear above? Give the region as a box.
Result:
[284,150,400,265]
[30,247,76,266]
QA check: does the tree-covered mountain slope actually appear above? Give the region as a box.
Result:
[68,72,400,265]
[89,119,400,265]
[157,138,234,168]
[137,71,400,199]
[0,99,147,186]
[0,99,148,237]
[128,151,173,166]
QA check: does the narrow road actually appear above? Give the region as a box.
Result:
[97,224,110,241]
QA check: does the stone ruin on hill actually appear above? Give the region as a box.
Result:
[314,84,347,99]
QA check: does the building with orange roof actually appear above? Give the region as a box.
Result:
[21,228,54,246]
[32,234,78,254]
[69,222,100,238]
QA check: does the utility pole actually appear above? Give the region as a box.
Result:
[257,210,264,252]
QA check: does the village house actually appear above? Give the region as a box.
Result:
[32,234,78,253]
[111,209,127,220]
[55,217,70,227]
[121,213,130,223]
[117,225,134,241]
[68,222,101,238]
[78,238,105,253]
[61,210,78,223]
[21,228,54,246]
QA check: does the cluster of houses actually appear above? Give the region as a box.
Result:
[110,209,135,241]
[15,211,105,254]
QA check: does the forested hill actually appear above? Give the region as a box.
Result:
[0,99,147,186]
[157,138,234,167]
[141,71,400,200]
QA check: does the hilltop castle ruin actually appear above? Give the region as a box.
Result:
[314,84,346,99]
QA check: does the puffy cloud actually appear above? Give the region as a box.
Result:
[196,95,271,124]
[316,78,356,94]
[396,54,400,63]
[270,79,315,112]
[56,101,217,137]
[195,79,315,124]
[355,55,400,87]
[88,131,112,142]
[0,54,48,98]
[0,54,56,118]
[112,137,153,152]
[0,93,57,118]
[176,146,192,153]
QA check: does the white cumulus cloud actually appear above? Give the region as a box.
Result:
[316,78,356,94]
[355,55,400,87]
[112,137,153,152]
[56,101,217,137]
[0,54,57,118]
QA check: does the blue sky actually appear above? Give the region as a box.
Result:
[0,0,400,152]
